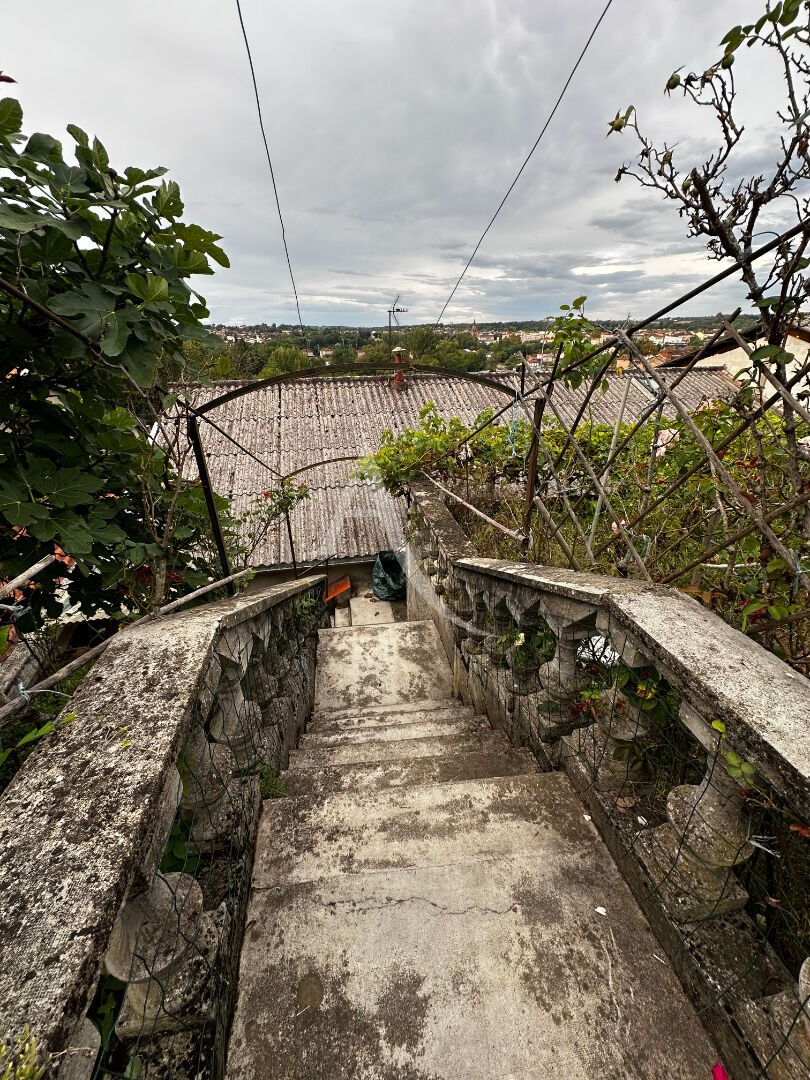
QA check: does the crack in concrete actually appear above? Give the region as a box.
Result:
[320,894,519,918]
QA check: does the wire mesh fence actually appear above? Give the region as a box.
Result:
[84,583,325,1080]
[432,312,810,678]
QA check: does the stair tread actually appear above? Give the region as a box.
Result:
[254,772,569,884]
[314,620,453,711]
[229,772,718,1080]
[311,697,473,722]
[284,745,538,798]
[300,713,484,748]
[307,702,476,736]
[289,728,517,767]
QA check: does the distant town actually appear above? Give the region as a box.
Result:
[199,315,762,380]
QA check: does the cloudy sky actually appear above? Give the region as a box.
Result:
[5,0,795,326]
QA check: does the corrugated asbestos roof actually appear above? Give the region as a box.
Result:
[181,368,739,567]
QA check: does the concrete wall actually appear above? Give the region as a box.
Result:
[0,577,326,1080]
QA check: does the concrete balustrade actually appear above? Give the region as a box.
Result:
[407,478,810,1079]
[0,577,325,1080]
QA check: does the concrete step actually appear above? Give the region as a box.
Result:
[332,606,351,628]
[306,702,476,737]
[311,697,473,725]
[348,596,395,625]
[255,772,578,885]
[289,728,517,768]
[315,621,453,711]
[284,745,539,798]
[229,772,718,1080]
[299,712,483,749]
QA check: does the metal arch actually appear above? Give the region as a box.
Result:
[190,362,531,416]
[182,362,533,589]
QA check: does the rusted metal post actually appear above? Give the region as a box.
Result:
[522,398,543,535]
[285,510,298,574]
[186,413,235,595]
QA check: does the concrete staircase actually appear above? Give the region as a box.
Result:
[228,621,719,1079]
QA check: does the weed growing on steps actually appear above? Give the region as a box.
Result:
[260,767,287,798]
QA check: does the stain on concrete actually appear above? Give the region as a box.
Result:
[376,964,429,1052]
[295,971,324,1016]
[228,619,720,1080]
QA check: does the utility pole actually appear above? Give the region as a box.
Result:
[387,295,407,362]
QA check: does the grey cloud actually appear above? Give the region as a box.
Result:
[7,0,779,325]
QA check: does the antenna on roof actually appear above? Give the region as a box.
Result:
[387,295,408,363]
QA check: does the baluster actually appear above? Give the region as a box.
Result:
[60,1015,100,1080]
[106,872,218,1038]
[180,725,239,854]
[635,701,750,923]
[423,537,440,580]
[208,641,263,769]
[462,592,492,659]
[434,552,448,597]
[574,634,653,790]
[448,579,474,649]
[508,605,544,696]
[488,598,513,669]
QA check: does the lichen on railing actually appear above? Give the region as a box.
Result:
[407,479,810,1079]
[0,577,326,1080]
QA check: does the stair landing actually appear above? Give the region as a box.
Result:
[228,622,719,1079]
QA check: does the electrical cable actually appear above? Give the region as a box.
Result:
[434,0,615,325]
[234,0,306,334]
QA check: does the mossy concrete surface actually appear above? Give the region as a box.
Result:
[228,622,718,1079]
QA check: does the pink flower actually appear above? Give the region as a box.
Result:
[653,428,679,459]
[712,1064,730,1080]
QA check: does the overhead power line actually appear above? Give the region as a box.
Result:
[434,0,616,326]
[234,0,305,333]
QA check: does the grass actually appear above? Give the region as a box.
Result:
[259,766,287,798]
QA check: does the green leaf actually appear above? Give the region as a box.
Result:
[92,136,109,172]
[66,123,89,148]
[50,283,115,316]
[57,520,94,555]
[124,272,169,303]
[173,222,230,267]
[781,0,802,23]
[123,1056,142,1080]
[24,132,64,163]
[750,344,789,363]
[99,312,133,357]
[0,206,48,234]
[152,180,183,219]
[0,97,23,140]
[102,407,136,431]
[17,721,54,747]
